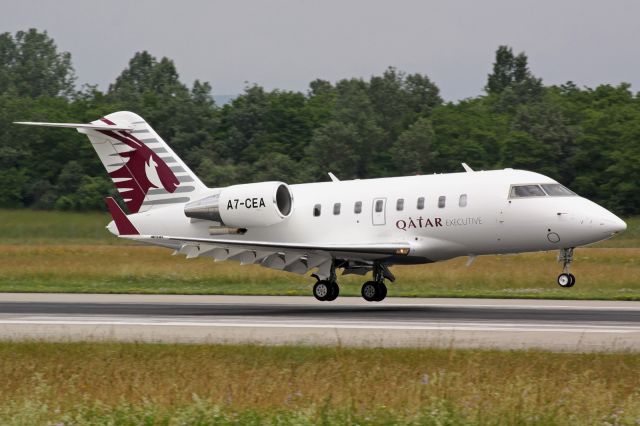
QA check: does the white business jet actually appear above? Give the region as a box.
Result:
[16,111,627,301]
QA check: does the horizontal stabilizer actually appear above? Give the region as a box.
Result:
[13,121,134,131]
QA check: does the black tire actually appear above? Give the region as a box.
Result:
[325,281,339,301]
[557,273,572,288]
[361,281,378,302]
[375,282,387,301]
[313,280,331,301]
[568,273,576,287]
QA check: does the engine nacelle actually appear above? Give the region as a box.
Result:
[184,181,293,228]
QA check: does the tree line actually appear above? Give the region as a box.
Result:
[0,29,638,214]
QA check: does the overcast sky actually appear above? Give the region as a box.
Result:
[2,0,639,101]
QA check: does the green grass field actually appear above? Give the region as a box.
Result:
[0,212,638,425]
[0,209,637,299]
[0,209,119,245]
[1,341,639,425]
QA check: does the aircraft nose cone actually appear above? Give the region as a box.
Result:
[601,211,626,235]
[609,214,627,233]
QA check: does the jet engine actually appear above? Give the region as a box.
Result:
[184,181,293,228]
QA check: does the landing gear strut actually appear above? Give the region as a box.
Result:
[361,263,388,302]
[311,262,339,301]
[557,247,576,288]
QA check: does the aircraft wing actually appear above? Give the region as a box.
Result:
[123,234,411,277]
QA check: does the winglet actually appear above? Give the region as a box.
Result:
[105,197,139,235]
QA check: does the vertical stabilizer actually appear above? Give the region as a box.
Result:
[85,111,207,213]
[15,111,208,213]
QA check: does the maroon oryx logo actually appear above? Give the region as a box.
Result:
[99,118,179,213]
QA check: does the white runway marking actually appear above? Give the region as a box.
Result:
[381,303,640,311]
[0,295,639,351]
[0,318,639,333]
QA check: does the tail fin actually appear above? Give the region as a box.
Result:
[16,111,207,213]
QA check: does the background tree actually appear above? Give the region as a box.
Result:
[389,117,436,175]
[0,31,635,216]
[0,29,75,99]
[486,46,544,112]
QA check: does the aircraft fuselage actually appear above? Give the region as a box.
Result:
[123,168,626,265]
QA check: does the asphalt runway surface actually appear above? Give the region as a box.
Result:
[0,294,639,352]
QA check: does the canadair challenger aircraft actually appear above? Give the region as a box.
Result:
[16,111,627,301]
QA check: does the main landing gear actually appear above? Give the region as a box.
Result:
[311,263,339,301]
[311,262,391,302]
[361,263,388,302]
[557,247,576,288]
[312,278,339,301]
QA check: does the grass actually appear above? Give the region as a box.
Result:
[0,209,118,245]
[0,209,637,299]
[0,212,638,425]
[0,245,638,299]
[1,341,640,425]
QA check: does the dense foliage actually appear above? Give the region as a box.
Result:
[1,30,638,214]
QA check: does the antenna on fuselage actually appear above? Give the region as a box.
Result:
[328,172,340,182]
[461,163,474,172]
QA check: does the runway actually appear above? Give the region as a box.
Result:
[0,293,639,352]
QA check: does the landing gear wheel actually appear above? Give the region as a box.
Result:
[361,281,378,302]
[325,281,340,301]
[374,282,387,302]
[557,273,574,288]
[313,280,331,301]
[557,248,576,288]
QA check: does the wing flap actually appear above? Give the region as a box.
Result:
[124,235,410,276]
[124,235,411,257]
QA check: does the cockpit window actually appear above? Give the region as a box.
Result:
[509,185,546,198]
[509,183,577,199]
[541,184,576,196]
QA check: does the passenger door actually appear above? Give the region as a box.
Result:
[372,198,386,226]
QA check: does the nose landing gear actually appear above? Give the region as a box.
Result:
[557,247,576,288]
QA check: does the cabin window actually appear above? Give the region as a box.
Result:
[333,203,341,215]
[396,198,404,211]
[459,194,467,207]
[313,204,321,217]
[438,196,446,208]
[541,184,576,196]
[375,199,384,213]
[354,201,362,214]
[417,197,425,210]
[509,185,546,198]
